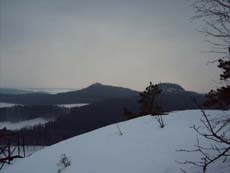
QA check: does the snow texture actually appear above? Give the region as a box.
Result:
[3,110,230,173]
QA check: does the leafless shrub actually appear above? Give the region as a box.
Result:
[178,109,230,173]
[57,153,71,173]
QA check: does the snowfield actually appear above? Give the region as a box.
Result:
[3,110,230,173]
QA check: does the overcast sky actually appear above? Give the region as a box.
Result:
[0,0,222,92]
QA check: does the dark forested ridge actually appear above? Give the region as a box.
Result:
[0,83,207,145]
[0,83,205,107]
[0,83,206,122]
[0,83,139,105]
[15,97,139,145]
[0,105,67,122]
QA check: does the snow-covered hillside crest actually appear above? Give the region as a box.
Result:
[3,110,230,173]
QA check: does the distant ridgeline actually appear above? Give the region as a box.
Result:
[0,88,35,95]
[0,83,206,110]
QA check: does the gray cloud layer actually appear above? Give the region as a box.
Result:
[0,0,220,92]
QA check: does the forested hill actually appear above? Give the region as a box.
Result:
[0,83,138,105]
[0,83,205,110]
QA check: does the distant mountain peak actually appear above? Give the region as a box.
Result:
[89,83,103,87]
[158,83,185,92]
[73,83,139,99]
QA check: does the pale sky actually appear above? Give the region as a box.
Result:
[0,0,222,92]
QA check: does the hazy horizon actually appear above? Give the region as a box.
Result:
[0,0,222,93]
[0,82,209,94]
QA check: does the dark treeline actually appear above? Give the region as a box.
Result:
[12,94,207,145]
[0,105,68,122]
[13,98,138,145]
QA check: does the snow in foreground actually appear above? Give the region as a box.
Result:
[0,118,51,130]
[4,110,230,173]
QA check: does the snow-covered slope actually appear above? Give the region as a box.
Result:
[3,110,230,173]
